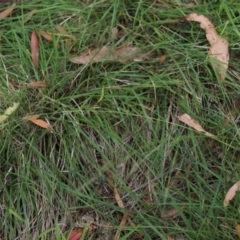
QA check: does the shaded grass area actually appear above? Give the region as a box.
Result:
[1,0,240,239]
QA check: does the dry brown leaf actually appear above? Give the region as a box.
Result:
[27,115,54,132]
[0,3,16,19]
[114,213,128,240]
[177,113,215,137]
[144,185,152,204]
[186,13,229,80]
[234,222,240,238]
[114,188,127,240]
[114,188,125,209]
[165,169,184,189]
[26,81,51,88]
[167,236,175,240]
[31,30,39,68]
[55,25,76,49]
[55,25,76,41]
[224,181,240,207]
[24,9,37,23]
[160,208,180,221]
[39,30,53,42]
[55,24,68,35]
[159,54,166,64]
[69,45,155,64]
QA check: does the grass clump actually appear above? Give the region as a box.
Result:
[1,0,240,239]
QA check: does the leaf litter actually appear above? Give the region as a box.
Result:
[0,3,16,19]
[68,229,82,240]
[27,115,54,132]
[224,181,240,238]
[31,29,39,68]
[69,45,157,64]
[0,7,233,239]
[177,113,215,137]
[25,81,51,88]
[224,181,240,207]
[39,30,53,42]
[186,13,229,80]
[24,9,37,23]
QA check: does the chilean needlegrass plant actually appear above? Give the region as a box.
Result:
[1,0,240,239]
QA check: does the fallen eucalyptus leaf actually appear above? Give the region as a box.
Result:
[27,115,54,132]
[69,45,156,64]
[0,3,16,19]
[186,13,229,80]
[224,181,240,207]
[31,29,39,68]
[177,113,215,137]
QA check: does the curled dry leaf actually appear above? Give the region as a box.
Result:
[69,45,156,64]
[31,30,39,68]
[186,13,229,80]
[224,181,240,207]
[0,102,19,123]
[27,115,54,132]
[0,3,16,19]
[177,113,215,137]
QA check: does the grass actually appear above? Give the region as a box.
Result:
[1,0,240,239]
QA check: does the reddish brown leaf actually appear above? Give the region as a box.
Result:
[0,3,16,19]
[39,30,53,42]
[27,115,54,132]
[31,30,39,68]
[68,229,82,240]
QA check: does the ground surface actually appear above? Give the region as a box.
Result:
[1,1,240,239]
